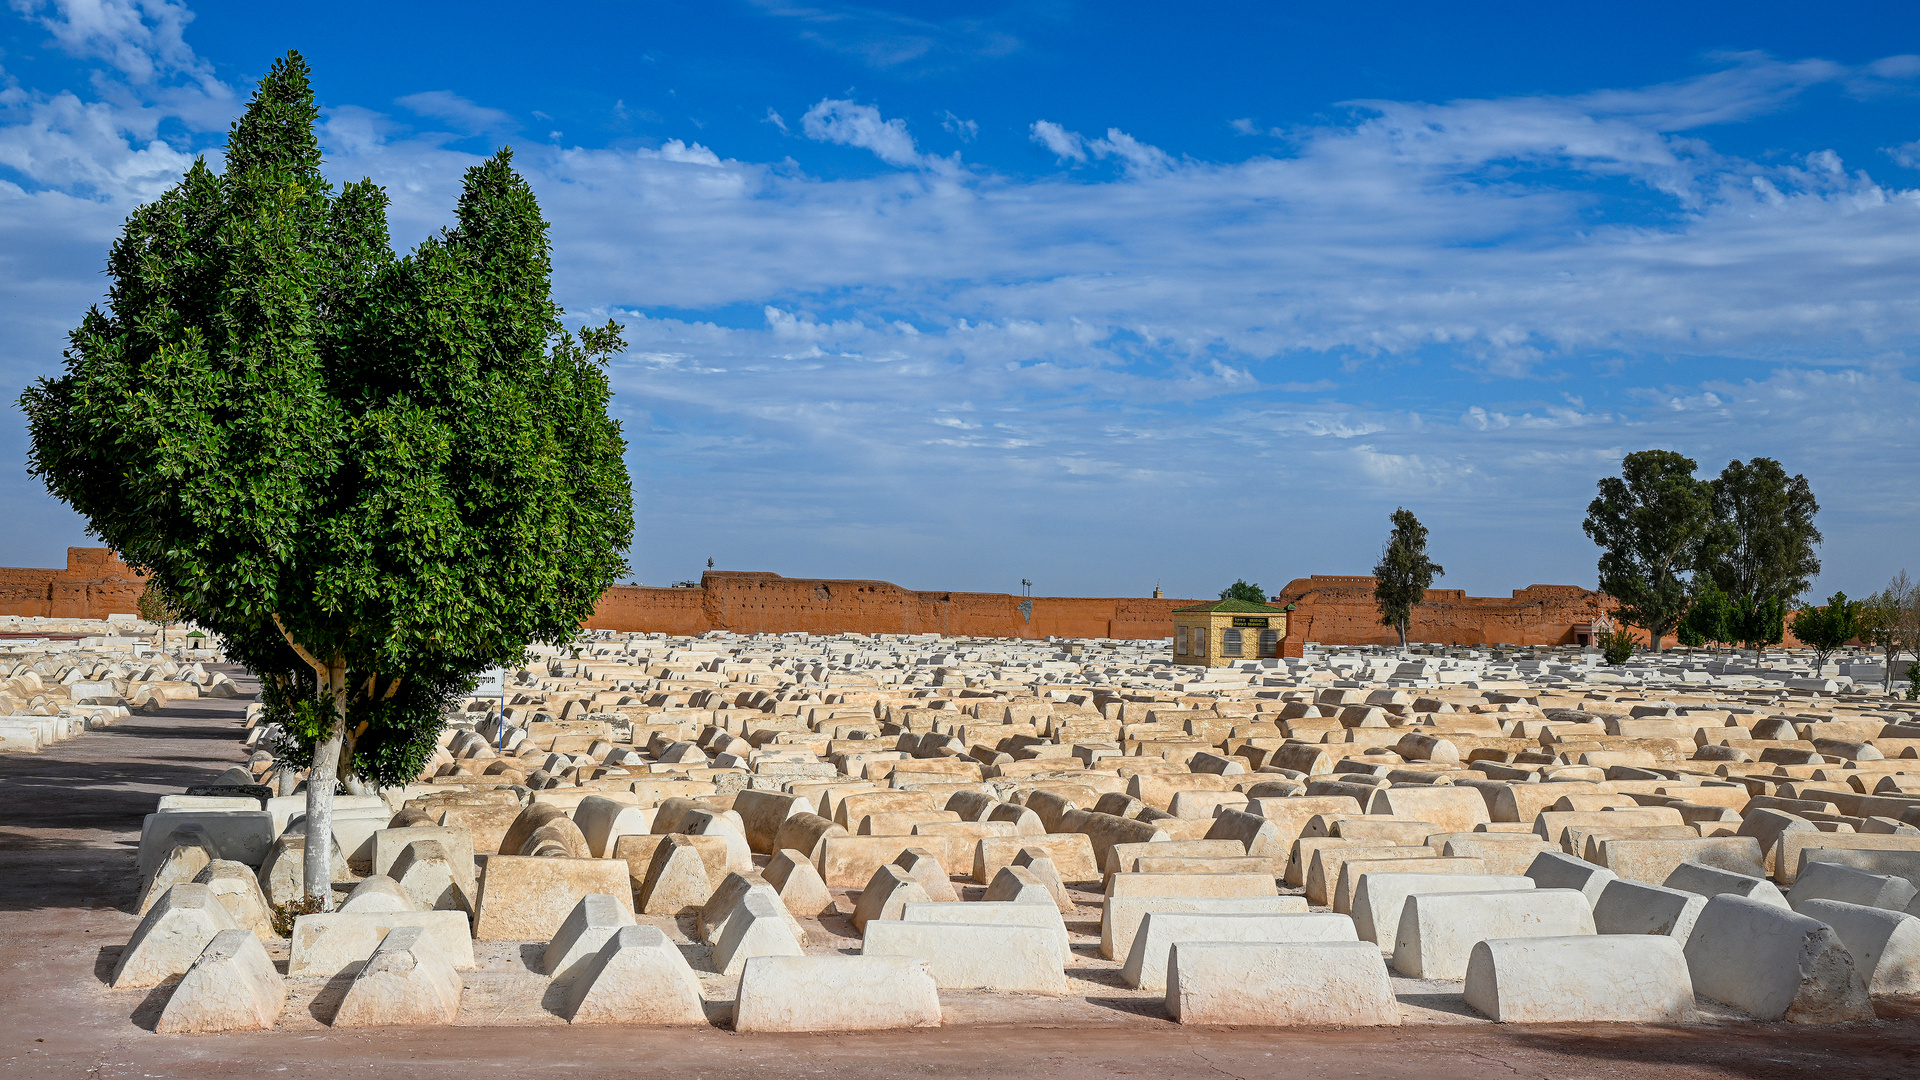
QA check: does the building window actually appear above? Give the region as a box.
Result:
[1176,625,1188,654]
[1260,629,1279,657]
[1195,628,1207,656]
[1222,628,1242,657]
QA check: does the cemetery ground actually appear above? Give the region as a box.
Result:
[2,670,1918,1078]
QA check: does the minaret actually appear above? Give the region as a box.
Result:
[1153,582,1163,599]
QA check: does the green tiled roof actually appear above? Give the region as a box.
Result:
[1172,599,1286,613]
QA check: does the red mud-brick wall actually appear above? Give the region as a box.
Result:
[584,571,1201,640]
[9,551,1800,648]
[1271,576,1614,647]
[0,547,147,619]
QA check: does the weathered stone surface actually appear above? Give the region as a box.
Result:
[636,836,718,916]
[1663,861,1789,908]
[543,893,637,982]
[111,882,240,989]
[330,926,464,1027]
[1525,850,1616,906]
[1793,899,1920,996]
[896,901,1071,965]
[191,859,275,942]
[862,921,1067,994]
[475,855,634,939]
[1101,894,1308,961]
[732,955,941,1032]
[1168,940,1399,1026]
[563,924,708,1025]
[763,848,835,917]
[154,928,285,1034]
[1464,936,1698,1023]
[1123,911,1357,992]
[339,874,416,913]
[1683,894,1874,1023]
[287,910,475,978]
[852,864,932,933]
[1593,879,1706,940]
[1351,872,1533,948]
[712,891,806,975]
[1789,860,1919,912]
[1392,889,1595,979]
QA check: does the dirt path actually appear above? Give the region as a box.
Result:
[2,680,1917,1079]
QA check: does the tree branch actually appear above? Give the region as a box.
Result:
[271,613,328,679]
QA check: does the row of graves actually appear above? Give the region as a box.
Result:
[117,630,1920,1032]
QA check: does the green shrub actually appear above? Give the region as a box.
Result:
[1596,625,1637,665]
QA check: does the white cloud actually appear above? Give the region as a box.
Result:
[395,90,515,135]
[941,110,977,141]
[1029,119,1083,161]
[11,0,211,86]
[801,98,925,167]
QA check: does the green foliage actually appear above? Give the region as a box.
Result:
[1581,450,1713,652]
[1681,582,1734,651]
[1373,507,1444,649]
[1698,458,1822,608]
[1219,580,1266,603]
[1731,594,1786,653]
[1596,624,1638,665]
[18,52,633,791]
[1907,662,1919,702]
[1789,591,1858,672]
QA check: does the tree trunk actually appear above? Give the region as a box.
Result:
[302,655,348,909]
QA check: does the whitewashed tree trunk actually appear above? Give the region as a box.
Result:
[301,655,348,909]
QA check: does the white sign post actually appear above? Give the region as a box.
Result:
[475,667,507,746]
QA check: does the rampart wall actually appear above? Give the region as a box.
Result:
[2,549,1805,648]
[0,547,147,620]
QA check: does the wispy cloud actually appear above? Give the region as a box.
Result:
[745,0,1022,73]
[395,90,516,136]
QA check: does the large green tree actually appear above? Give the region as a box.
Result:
[20,53,634,906]
[1373,507,1443,649]
[1581,450,1713,652]
[1698,458,1822,607]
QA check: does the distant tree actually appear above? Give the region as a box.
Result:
[1679,582,1734,653]
[1582,450,1713,653]
[1731,594,1787,655]
[1790,591,1859,673]
[135,576,180,648]
[1857,572,1916,694]
[1219,580,1267,604]
[1698,457,1821,610]
[19,54,633,907]
[1373,508,1444,650]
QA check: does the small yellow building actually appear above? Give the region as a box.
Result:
[1173,599,1290,667]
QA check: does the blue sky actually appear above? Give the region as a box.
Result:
[3,1,1919,603]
